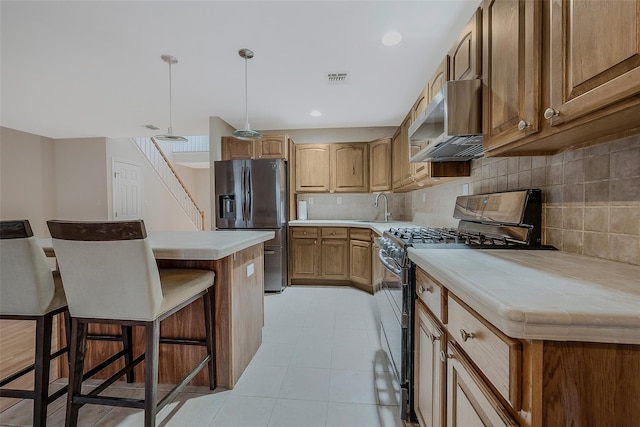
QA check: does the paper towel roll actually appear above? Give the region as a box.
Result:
[298,201,308,220]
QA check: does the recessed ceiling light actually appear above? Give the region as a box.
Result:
[310,110,322,117]
[382,31,402,47]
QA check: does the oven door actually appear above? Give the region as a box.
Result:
[374,246,415,422]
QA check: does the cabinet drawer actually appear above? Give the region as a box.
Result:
[321,227,348,238]
[291,227,318,238]
[349,228,371,241]
[416,268,445,324]
[448,295,521,410]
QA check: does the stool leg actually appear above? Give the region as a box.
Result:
[203,290,215,390]
[144,320,160,427]
[121,326,134,383]
[33,313,53,427]
[65,319,87,427]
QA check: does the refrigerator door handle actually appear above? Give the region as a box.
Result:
[241,165,247,221]
[246,167,252,220]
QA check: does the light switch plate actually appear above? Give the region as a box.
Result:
[462,183,470,195]
[337,196,342,205]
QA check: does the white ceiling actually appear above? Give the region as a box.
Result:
[0,0,481,140]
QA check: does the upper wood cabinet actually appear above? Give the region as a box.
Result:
[256,134,289,159]
[412,87,430,122]
[427,57,450,103]
[295,142,369,193]
[369,137,392,192]
[449,8,482,81]
[221,136,254,160]
[483,0,640,156]
[482,0,542,153]
[391,128,403,190]
[295,144,331,192]
[331,143,369,193]
[546,0,640,128]
[221,133,289,161]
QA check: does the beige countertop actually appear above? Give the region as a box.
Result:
[288,219,415,236]
[408,248,640,345]
[39,230,274,261]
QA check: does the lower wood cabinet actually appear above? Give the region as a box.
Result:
[290,226,375,292]
[320,228,349,280]
[414,266,640,427]
[446,342,518,427]
[415,301,446,427]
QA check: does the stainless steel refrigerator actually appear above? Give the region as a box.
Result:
[214,159,288,292]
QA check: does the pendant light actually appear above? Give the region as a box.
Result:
[155,54,187,142]
[233,48,262,141]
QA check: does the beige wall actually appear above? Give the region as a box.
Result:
[0,127,56,236]
[54,137,109,221]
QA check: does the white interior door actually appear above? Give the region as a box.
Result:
[112,159,143,220]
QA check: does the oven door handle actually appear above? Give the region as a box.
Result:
[378,249,403,277]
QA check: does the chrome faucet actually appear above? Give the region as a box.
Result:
[374,193,392,222]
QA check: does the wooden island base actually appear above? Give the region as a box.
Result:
[58,244,265,389]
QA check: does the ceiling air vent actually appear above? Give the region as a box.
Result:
[327,72,349,84]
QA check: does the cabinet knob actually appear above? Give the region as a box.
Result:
[430,333,440,344]
[418,285,432,294]
[544,108,559,120]
[303,231,307,235]
[517,120,531,131]
[439,351,452,362]
[459,329,475,342]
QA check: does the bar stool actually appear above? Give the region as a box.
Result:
[0,220,136,427]
[0,220,69,426]
[47,219,215,427]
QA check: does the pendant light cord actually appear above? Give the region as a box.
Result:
[168,61,174,134]
[244,57,249,129]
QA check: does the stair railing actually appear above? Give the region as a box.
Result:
[132,137,205,230]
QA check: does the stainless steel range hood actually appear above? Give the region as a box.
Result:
[409,79,483,163]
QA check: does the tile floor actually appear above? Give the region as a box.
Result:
[0,286,403,427]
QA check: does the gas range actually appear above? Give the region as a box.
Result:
[374,189,550,423]
[378,189,547,270]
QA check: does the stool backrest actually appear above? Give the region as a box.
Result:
[47,220,163,321]
[0,220,57,315]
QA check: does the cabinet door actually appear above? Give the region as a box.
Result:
[331,143,369,193]
[482,0,541,153]
[400,115,413,186]
[295,144,330,192]
[320,239,349,280]
[221,137,254,160]
[546,0,640,127]
[257,134,288,159]
[369,138,392,192]
[391,129,403,190]
[290,237,318,279]
[428,57,450,102]
[415,302,446,427]
[349,239,371,286]
[412,87,429,121]
[449,8,482,81]
[446,343,519,427]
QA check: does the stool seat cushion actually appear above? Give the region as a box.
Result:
[157,269,215,321]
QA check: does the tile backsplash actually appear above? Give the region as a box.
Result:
[411,135,640,265]
[294,135,639,265]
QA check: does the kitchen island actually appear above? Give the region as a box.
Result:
[42,230,274,389]
[408,247,640,427]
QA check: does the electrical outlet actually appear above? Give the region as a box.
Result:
[308,197,314,205]
[462,183,470,195]
[247,263,254,277]
[422,193,426,203]
[337,197,342,205]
